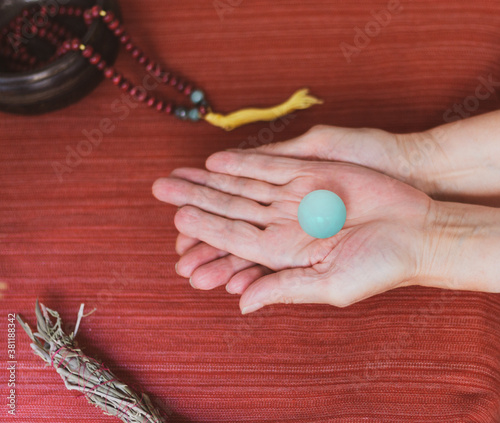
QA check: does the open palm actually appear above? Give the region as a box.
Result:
[153,150,433,314]
[167,125,431,297]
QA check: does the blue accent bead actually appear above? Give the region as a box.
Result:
[188,108,200,121]
[190,90,205,104]
[174,107,188,120]
[297,190,346,239]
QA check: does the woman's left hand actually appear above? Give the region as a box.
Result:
[153,150,442,314]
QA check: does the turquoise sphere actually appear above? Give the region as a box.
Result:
[298,190,346,239]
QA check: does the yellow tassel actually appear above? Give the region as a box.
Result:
[203,88,323,131]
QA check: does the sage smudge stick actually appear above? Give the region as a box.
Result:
[16,300,169,423]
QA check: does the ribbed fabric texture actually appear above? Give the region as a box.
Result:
[1,1,500,422]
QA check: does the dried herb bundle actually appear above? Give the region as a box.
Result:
[17,300,169,423]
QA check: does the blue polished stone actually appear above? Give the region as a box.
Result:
[297,190,346,239]
[190,90,205,104]
[174,107,188,120]
[188,108,200,121]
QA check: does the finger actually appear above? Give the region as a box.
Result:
[205,151,301,185]
[153,177,272,227]
[232,129,318,158]
[239,267,332,314]
[176,241,229,278]
[169,167,279,205]
[226,265,272,295]
[175,233,200,255]
[190,254,256,290]
[174,206,271,268]
[233,126,356,163]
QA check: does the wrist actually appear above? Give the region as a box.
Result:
[417,200,500,293]
[393,130,444,196]
[421,115,500,203]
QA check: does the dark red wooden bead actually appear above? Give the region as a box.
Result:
[74,8,82,17]
[125,42,134,51]
[97,60,106,71]
[161,73,171,84]
[177,81,185,91]
[131,48,141,59]
[83,10,93,23]
[119,33,130,44]
[71,39,80,50]
[38,28,46,38]
[82,46,93,58]
[114,26,124,36]
[89,53,101,65]
[67,7,74,15]
[104,67,114,78]
[138,55,147,65]
[103,11,115,23]
[169,77,178,87]
[120,80,131,91]
[59,6,66,14]
[28,25,38,36]
[146,97,156,108]
[112,74,122,85]
[129,87,138,97]
[183,85,193,96]
[135,90,147,102]
[108,20,120,31]
[165,103,174,114]
[156,101,165,112]
[198,106,208,116]
[151,65,162,77]
[91,5,101,18]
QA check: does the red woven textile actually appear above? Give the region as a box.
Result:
[1,0,500,422]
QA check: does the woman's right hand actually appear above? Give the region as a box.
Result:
[171,124,441,293]
[170,117,500,294]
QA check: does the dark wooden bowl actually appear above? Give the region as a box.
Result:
[0,0,121,114]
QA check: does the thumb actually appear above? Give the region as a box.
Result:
[239,267,336,314]
[251,133,312,157]
[226,126,321,159]
[239,125,340,161]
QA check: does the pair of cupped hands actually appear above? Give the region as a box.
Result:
[151,124,485,315]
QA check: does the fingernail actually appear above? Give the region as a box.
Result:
[226,284,236,294]
[241,303,262,315]
[174,262,179,275]
[189,277,195,288]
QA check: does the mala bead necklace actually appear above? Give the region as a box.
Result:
[0,4,322,130]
